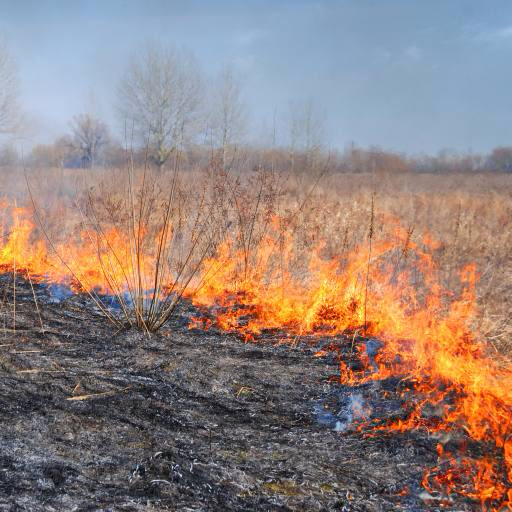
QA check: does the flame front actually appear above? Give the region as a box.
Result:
[190,217,512,509]
[0,203,163,296]
[1,202,511,508]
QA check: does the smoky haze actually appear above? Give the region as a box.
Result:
[1,0,512,154]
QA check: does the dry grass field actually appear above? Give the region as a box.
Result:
[0,164,511,510]
[5,166,511,352]
[305,171,512,354]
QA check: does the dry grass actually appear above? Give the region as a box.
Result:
[2,165,511,352]
[287,171,512,354]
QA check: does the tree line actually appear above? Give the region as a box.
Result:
[1,40,512,174]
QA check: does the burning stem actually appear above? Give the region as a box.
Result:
[363,193,375,336]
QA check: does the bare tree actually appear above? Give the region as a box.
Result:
[288,99,324,154]
[287,99,325,173]
[209,64,247,167]
[118,44,203,169]
[488,147,512,173]
[70,113,109,168]
[0,41,20,135]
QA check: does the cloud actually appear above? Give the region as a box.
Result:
[475,24,512,43]
[489,25,512,40]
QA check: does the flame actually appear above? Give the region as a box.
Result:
[190,216,512,508]
[1,201,511,507]
[0,202,155,295]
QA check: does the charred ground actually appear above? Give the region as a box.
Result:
[0,276,476,511]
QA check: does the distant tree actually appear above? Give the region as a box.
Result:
[29,144,56,168]
[117,44,203,169]
[0,144,18,166]
[70,114,109,168]
[287,99,325,172]
[209,65,247,167]
[30,136,74,168]
[288,99,324,153]
[102,140,127,168]
[368,148,408,174]
[488,147,512,173]
[0,41,20,135]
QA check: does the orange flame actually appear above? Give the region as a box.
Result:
[0,202,165,295]
[1,202,511,507]
[190,217,512,508]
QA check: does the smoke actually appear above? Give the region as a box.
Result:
[333,393,371,432]
[363,338,383,371]
[315,392,371,432]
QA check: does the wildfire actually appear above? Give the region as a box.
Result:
[190,217,512,509]
[1,200,511,508]
[0,201,168,297]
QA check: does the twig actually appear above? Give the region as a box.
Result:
[66,386,131,401]
[363,193,375,336]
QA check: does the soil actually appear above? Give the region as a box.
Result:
[0,275,478,511]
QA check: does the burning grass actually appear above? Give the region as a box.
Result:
[0,165,512,508]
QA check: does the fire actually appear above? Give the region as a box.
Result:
[0,200,511,507]
[0,202,152,295]
[190,216,512,508]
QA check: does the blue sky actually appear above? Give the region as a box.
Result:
[1,0,512,153]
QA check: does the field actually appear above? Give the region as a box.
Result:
[0,165,511,510]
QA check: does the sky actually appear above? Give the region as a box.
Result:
[1,0,512,154]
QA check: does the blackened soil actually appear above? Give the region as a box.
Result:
[0,277,476,511]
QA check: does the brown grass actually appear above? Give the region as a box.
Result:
[291,171,512,354]
[3,165,512,351]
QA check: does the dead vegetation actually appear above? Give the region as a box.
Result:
[0,275,474,511]
[0,164,512,509]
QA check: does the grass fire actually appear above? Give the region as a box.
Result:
[1,3,512,510]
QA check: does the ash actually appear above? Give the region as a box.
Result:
[0,275,478,511]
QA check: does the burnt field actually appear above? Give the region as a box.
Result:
[0,274,495,511]
[0,168,510,510]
